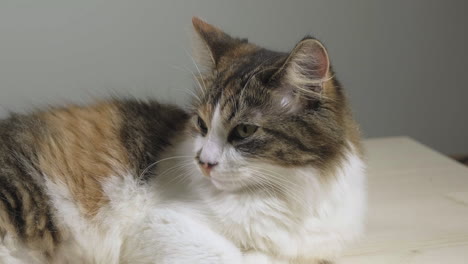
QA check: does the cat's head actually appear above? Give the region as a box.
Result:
[188,17,357,192]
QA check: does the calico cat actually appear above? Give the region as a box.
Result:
[0,17,366,264]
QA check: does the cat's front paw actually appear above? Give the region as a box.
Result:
[243,252,269,264]
[215,246,243,264]
[243,252,288,264]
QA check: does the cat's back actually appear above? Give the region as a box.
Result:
[0,99,189,262]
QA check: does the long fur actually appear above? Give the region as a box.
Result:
[0,18,366,264]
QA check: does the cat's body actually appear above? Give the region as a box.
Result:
[0,18,366,264]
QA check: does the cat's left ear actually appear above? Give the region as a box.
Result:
[271,37,330,110]
[282,38,330,91]
[191,17,240,71]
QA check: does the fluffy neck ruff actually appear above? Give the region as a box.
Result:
[155,137,366,260]
[195,145,366,260]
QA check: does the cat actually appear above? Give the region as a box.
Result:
[0,17,366,264]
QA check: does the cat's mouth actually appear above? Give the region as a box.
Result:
[210,177,232,190]
[208,170,258,192]
[208,174,245,191]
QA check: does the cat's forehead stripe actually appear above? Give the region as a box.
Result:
[204,48,286,110]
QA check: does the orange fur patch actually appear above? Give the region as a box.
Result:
[38,102,129,217]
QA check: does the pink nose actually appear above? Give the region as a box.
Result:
[199,161,218,176]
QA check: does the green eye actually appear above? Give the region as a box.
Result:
[231,124,258,141]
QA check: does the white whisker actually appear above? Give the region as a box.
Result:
[184,49,208,95]
[138,156,193,179]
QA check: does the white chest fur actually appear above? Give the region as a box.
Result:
[199,150,366,261]
[26,144,365,264]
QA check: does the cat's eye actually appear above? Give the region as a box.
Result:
[197,116,208,136]
[230,124,258,141]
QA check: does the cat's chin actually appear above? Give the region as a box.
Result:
[209,177,246,192]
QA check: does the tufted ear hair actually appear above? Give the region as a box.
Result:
[271,38,331,111]
[191,17,242,71]
[280,38,330,94]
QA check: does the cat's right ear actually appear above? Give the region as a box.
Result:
[191,17,237,71]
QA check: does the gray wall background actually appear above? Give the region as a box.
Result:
[0,0,467,154]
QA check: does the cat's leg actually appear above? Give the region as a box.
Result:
[318,260,334,264]
[243,252,288,264]
[243,252,334,264]
[0,234,42,264]
[121,208,242,264]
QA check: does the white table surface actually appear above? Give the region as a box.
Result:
[340,137,468,264]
